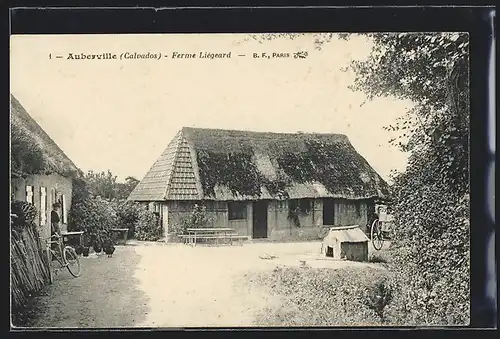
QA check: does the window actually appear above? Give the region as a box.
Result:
[289,199,312,214]
[51,188,56,205]
[228,202,247,220]
[153,202,160,213]
[26,186,34,204]
[355,201,361,217]
[40,187,47,225]
[278,200,288,210]
[61,195,67,224]
[299,199,312,214]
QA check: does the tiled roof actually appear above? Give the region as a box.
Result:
[127,132,184,201]
[165,136,200,200]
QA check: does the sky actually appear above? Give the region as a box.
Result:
[10,33,412,183]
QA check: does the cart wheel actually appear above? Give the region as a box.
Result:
[371,219,384,250]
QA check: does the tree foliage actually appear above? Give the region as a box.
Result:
[68,174,142,245]
[172,204,215,235]
[346,32,470,325]
[67,179,116,246]
[115,200,142,238]
[84,170,140,200]
[248,32,470,325]
[134,209,162,241]
[115,176,141,200]
[347,32,469,194]
[389,183,470,325]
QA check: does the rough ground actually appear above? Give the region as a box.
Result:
[19,240,387,328]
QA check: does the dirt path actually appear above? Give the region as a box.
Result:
[27,246,149,328]
[21,240,383,328]
[22,243,276,328]
[131,243,282,327]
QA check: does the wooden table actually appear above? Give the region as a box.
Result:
[185,228,240,246]
[111,228,129,245]
[61,231,84,247]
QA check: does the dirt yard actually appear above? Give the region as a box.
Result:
[20,240,388,328]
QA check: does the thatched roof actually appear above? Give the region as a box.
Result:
[10,95,81,178]
[128,127,390,202]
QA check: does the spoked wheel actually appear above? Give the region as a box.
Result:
[63,246,81,277]
[371,219,384,251]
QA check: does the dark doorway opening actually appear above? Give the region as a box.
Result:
[323,198,335,226]
[326,246,334,257]
[252,201,268,239]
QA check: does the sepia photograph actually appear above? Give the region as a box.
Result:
[10,31,470,328]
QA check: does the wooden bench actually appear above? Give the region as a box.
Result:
[61,231,84,247]
[179,234,243,245]
[192,234,248,246]
[182,229,249,246]
[110,228,129,245]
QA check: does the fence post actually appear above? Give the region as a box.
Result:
[46,248,53,284]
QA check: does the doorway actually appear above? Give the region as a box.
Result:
[323,198,335,226]
[252,201,268,239]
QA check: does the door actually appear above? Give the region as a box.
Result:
[252,201,268,239]
[323,198,335,226]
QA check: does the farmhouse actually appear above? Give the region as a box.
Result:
[128,127,390,241]
[10,94,81,239]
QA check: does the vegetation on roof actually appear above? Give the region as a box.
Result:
[10,95,81,178]
[197,150,263,198]
[10,123,46,175]
[189,128,389,199]
[277,139,381,197]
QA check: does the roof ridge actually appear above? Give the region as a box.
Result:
[181,126,348,138]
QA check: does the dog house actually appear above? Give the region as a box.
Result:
[321,225,369,262]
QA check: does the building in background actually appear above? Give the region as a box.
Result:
[10,94,81,238]
[128,127,390,241]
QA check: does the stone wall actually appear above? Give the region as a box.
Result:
[163,198,371,242]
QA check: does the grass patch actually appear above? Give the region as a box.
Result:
[11,289,49,327]
[368,245,395,264]
[368,253,389,264]
[246,265,397,326]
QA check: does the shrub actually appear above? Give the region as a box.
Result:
[388,181,470,326]
[249,266,392,326]
[361,277,394,323]
[68,180,116,246]
[174,204,214,235]
[368,252,390,264]
[115,200,142,238]
[134,209,162,241]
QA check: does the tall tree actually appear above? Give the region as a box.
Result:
[84,170,119,200]
[347,33,469,194]
[83,170,140,200]
[343,32,470,325]
[115,176,140,200]
[249,32,470,324]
